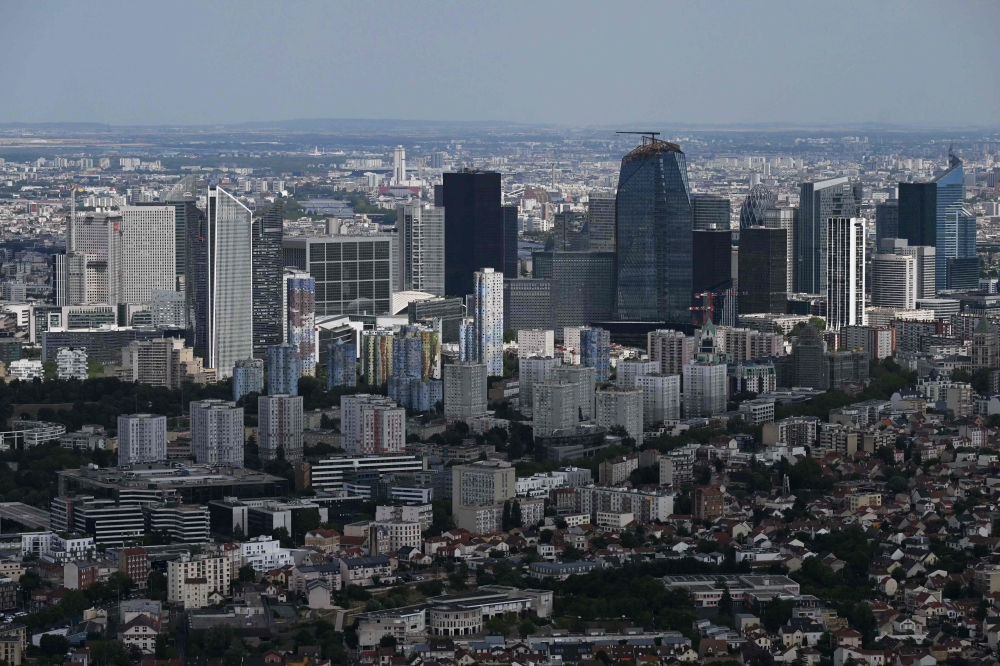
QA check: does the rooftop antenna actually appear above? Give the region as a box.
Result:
[615,131,661,143]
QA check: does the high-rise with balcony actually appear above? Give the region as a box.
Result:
[118,414,167,465]
[328,339,357,388]
[648,329,694,377]
[267,344,300,396]
[190,399,244,467]
[285,272,317,376]
[232,359,264,402]
[614,137,692,324]
[397,202,445,297]
[580,327,611,383]
[341,394,406,455]
[258,394,304,462]
[826,218,866,331]
[473,268,503,376]
[798,178,862,295]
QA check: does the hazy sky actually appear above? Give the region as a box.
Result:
[3,0,999,128]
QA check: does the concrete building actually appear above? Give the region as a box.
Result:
[117,338,213,389]
[552,364,597,420]
[119,206,176,306]
[517,329,554,359]
[117,414,167,465]
[634,373,681,425]
[683,362,727,417]
[328,339,357,388]
[56,347,87,380]
[598,455,638,486]
[340,394,406,455]
[580,327,611,383]
[473,268,504,376]
[8,359,42,381]
[285,272,317,376]
[258,394,304,462]
[518,355,561,417]
[190,399,244,467]
[595,388,643,443]
[826,217,866,331]
[397,203,445,297]
[616,359,658,388]
[533,381,580,437]
[267,344,300,396]
[648,329,695,377]
[233,358,265,402]
[167,555,232,609]
[443,362,488,418]
[871,253,917,309]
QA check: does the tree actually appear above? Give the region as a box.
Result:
[518,619,536,638]
[718,584,733,618]
[147,570,167,601]
[417,579,444,597]
[40,633,70,656]
[238,564,257,583]
[511,500,522,528]
[379,635,397,648]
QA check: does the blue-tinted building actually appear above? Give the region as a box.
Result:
[458,318,475,363]
[328,339,356,389]
[267,344,300,396]
[580,327,611,383]
[934,155,968,290]
[387,326,442,411]
[797,177,862,295]
[614,137,692,324]
[233,358,264,402]
[738,184,776,229]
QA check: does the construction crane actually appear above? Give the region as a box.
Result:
[615,131,660,139]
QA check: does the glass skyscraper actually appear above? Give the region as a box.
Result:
[738,184,776,229]
[691,194,731,231]
[874,200,899,249]
[797,177,862,295]
[898,182,936,247]
[252,201,284,359]
[934,155,967,290]
[614,137,693,323]
[442,170,514,297]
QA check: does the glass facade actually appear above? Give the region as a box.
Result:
[898,182,936,248]
[692,230,735,327]
[532,251,615,333]
[738,227,787,315]
[797,178,862,295]
[738,184,776,229]
[442,170,504,297]
[692,195,731,231]
[252,201,284,359]
[614,138,693,323]
[874,200,899,248]
[934,156,966,290]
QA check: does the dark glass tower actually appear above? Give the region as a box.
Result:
[738,184,777,229]
[443,170,504,297]
[797,177,862,295]
[614,137,693,323]
[691,194,731,230]
[252,201,284,359]
[738,227,787,314]
[875,200,899,248]
[692,230,735,326]
[502,205,519,279]
[185,200,209,359]
[898,182,936,247]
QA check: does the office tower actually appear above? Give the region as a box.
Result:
[328,339,357,388]
[871,254,917,309]
[397,203,445,296]
[533,381,580,437]
[738,227,787,315]
[161,176,199,290]
[233,358,264,402]
[519,355,562,417]
[763,207,798,293]
[587,191,616,253]
[117,413,167,465]
[267,344,300,396]
[791,325,827,389]
[616,359,658,388]
[281,234,397,317]
[72,213,118,305]
[341,394,406,454]
[682,362,727,417]
[798,178,862,294]
[502,206,519,280]
[898,182,936,247]
[151,289,187,328]
[875,200,899,248]
[615,137,693,323]
[191,187,253,379]
[119,206,176,305]
[648,329,695,376]
[595,388,643,443]
[531,251,615,332]
[443,362,488,417]
[473,268,503,376]
[56,347,87,380]
[258,394,304,462]
[972,318,998,372]
[881,239,937,299]
[118,338,212,389]
[443,170,507,297]
[517,329,554,359]
[286,274,317,376]
[826,217,866,331]
[691,230,736,325]
[393,145,406,184]
[738,184,777,229]
[553,211,590,251]
[252,201,283,359]
[189,399,244,467]
[552,364,597,420]
[692,194,731,231]
[580,327,610,383]
[361,329,394,386]
[941,206,977,290]
[408,297,465,343]
[635,373,681,426]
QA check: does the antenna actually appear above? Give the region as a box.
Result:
[615,131,662,145]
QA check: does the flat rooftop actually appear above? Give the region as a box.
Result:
[59,463,286,490]
[0,502,51,530]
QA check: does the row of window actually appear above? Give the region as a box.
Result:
[309,241,392,262]
[309,262,391,281]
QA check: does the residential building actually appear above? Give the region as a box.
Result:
[598,455,639,486]
[117,337,213,389]
[517,329,554,359]
[56,347,87,380]
[443,362,487,418]
[871,253,917,309]
[826,217,866,330]
[694,486,725,521]
[167,555,232,609]
[634,373,681,425]
[328,339,357,388]
[595,387,643,443]
[518,355,562,417]
[189,399,244,467]
[233,358,264,402]
[117,414,167,465]
[285,272,317,376]
[258,394,304,462]
[340,394,406,455]
[267,344,300,396]
[683,362,727,417]
[472,268,504,376]
[533,381,579,437]
[648,329,695,377]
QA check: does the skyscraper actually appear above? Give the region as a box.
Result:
[763,207,798,293]
[934,154,967,290]
[738,227,787,315]
[392,145,406,185]
[341,394,406,454]
[874,200,899,248]
[615,137,693,323]
[580,327,611,383]
[190,399,244,467]
[738,184,777,229]
[691,194,731,231]
[692,230,735,326]
[200,186,253,379]
[791,324,827,389]
[161,175,199,290]
[258,394,304,462]
[898,182,936,247]
[286,273,316,376]
[587,191,616,253]
[233,358,264,402]
[443,362,488,418]
[397,202,445,296]
[798,178,862,295]
[267,344,300,396]
[473,268,503,376]
[118,414,167,465]
[531,251,615,333]
[871,253,917,309]
[328,339,357,388]
[648,329,694,376]
[252,201,284,359]
[119,206,176,305]
[682,362,727,417]
[881,239,936,299]
[443,170,505,297]
[826,217,866,331]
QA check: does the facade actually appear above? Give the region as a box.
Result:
[648,329,695,376]
[443,362,488,418]
[634,373,681,425]
[74,213,119,305]
[972,318,999,372]
[791,325,828,389]
[285,272,317,376]
[167,555,232,609]
[738,227,787,315]
[267,344,300,396]
[692,194,731,231]
[882,239,936,299]
[117,414,167,466]
[9,359,41,381]
[763,207,798,293]
[340,394,406,455]
[531,251,615,332]
[595,388,643,443]
[533,381,580,437]
[397,203,445,297]
[361,329,394,386]
[190,399,244,467]
[735,362,777,394]
[117,338,211,389]
[587,191,616,253]
[408,296,466,343]
[233,358,265,402]
[281,234,397,317]
[517,329,554,359]
[328,339,357,388]
[798,177,862,295]
[875,200,899,248]
[738,184,777,229]
[682,362,727,417]
[56,347,88,380]
[309,454,422,492]
[451,461,515,531]
[616,359,658,388]
[691,230,735,326]
[252,201,284,359]
[826,217,866,330]
[898,181,936,249]
[934,155,967,291]
[615,137,693,324]
[552,365,597,420]
[503,279,553,333]
[580,327,611,383]
[472,268,504,376]
[258,394,304,462]
[519,355,562,417]
[871,254,917,309]
[119,206,176,306]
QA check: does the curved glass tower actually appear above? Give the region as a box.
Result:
[738,184,777,229]
[614,137,692,323]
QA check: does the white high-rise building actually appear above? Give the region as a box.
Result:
[206,187,254,379]
[341,394,406,455]
[190,399,244,467]
[552,364,596,420]
[587,191,616,253]
[56,347,88,380]
[74,213,118,305]
[518,355,561,417]
[616,359,658,388]
[533,381,579,437]
[393,145,406,185]
[683,362,728,418]
[871,253,917,309]
[119,206,176,305]
[596,388,644,443]
[474,268,503,376]
[648,329,695,376]
[397,203,445,297]
[258,394,304,462]
[634,374,681,426]
[825,217,866,331]
[443,362,488,418]
[900,245,937,299]
[118,414,167,465]
[517,329,554,359]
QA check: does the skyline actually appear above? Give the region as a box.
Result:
[3,1,999,128]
